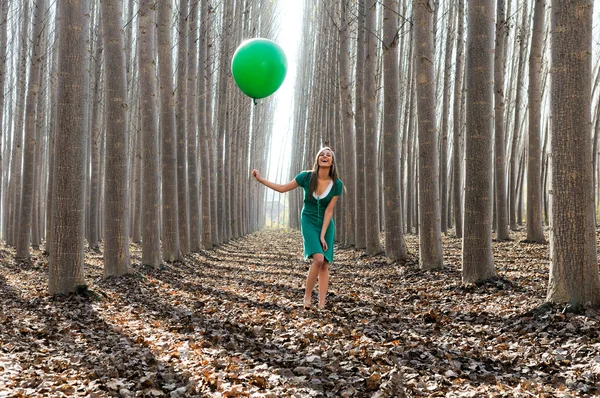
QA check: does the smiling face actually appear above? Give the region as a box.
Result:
[318,149,333,168]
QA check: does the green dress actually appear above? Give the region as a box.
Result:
[294,171,344,264]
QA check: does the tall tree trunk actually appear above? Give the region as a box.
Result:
[364,0,383,255]
[157,0,180,262]
[452,0,465,238]
[547,0,599,307]
[138,0,162,267]
[101,0,131,276]
[494,0,510,240]
[382,0,407,260]
[187,1,201,252]
[526,0,546,243]
[8,0,29,246]
[509,3,530,231]
[176,0,190,255]
[413,0,443,270]
[462,0,496,284]
[354,0,367,249]
[17,0,47,259]
[439,0,454,235]
[198,0,213,249]
[0,0,8,215]
[49,0,89,294]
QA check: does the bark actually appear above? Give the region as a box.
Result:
[439,0,454,235]
[354,0,367,249]
[176,0,190,255]
[339,0,356,247]
[49,0,89,295]
[0,0,8,212]
[364,0,383,255]
[509,3,530,231]
[17,0,47,259]
[382,0,407,260]
[187,1,201,252]
[198,0,213,249]
[547,0,599,307]
[138,0,162,267]
[526,0,546,243]
[413,0,443,269]
[462,0,496,284]
[157,0,180,262]
[452,0,465,238]
[101,0,131,276]
[494,0,510,240]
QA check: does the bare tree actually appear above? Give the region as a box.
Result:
[101,0,131,276]
[187,1,201,252]
[382,0,407,260]
[452,0,465,238]
[413,0,443,269]
[0,0,9,211]
[176,0,190,255]
[49,0,90,294]
[547,0,600,307]
[354,0,367,249]
[364,0,383,255]
[137,0,162,267]
[16,0,47,259]
[339,0,356,246]
[526,0,546,243]
[493,0,510,240]
[462,0,496,284]
[157,0,180,262]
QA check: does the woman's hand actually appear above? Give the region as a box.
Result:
[320,236,328,252]
[251,169,261,182]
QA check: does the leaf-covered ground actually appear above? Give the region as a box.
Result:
[1,229,600,397]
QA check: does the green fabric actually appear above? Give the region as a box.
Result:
[294,171,344,263]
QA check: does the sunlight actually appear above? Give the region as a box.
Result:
[267,1,304,183]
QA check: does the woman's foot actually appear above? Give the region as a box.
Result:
[304,296,312,309]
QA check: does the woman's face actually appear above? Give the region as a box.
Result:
[318,149,333,168]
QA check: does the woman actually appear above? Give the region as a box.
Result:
[252,147,344,309]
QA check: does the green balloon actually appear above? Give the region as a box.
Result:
[231,38,288,100]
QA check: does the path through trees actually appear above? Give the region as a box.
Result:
[1,229,599,396]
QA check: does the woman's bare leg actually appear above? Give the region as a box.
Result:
[318,261,330,308]
[304,254,324,308]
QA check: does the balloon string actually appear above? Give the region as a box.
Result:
[253,98,257,106]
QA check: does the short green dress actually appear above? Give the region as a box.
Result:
[294,171,344,264]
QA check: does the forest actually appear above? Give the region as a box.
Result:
[1,0,600,396]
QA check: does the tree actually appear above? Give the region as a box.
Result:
[176,0,190,255]
[157,0,180,262]
[547,0,600,307]
[17,0,47,259]
[452,0,465,238]
[0,0,9,213]
[101,0,131,276]
[494,0,510,240]
[187,1,201,252]
[413,0,443,269]
[354,0,367,249]
[138,0,162,267]
[462,0,496,284]
[339,0,356,247]
[49,0,90,294]
[525,0,546,243]
[364,0,383,255]
[382,0,407,260]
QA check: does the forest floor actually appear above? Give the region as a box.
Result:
[1,228,600,397]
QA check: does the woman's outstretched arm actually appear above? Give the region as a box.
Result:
[252,169,299,193]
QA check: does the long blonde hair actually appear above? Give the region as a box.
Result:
[308,147,339,196]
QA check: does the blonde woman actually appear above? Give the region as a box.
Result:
[252,147,344,309]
